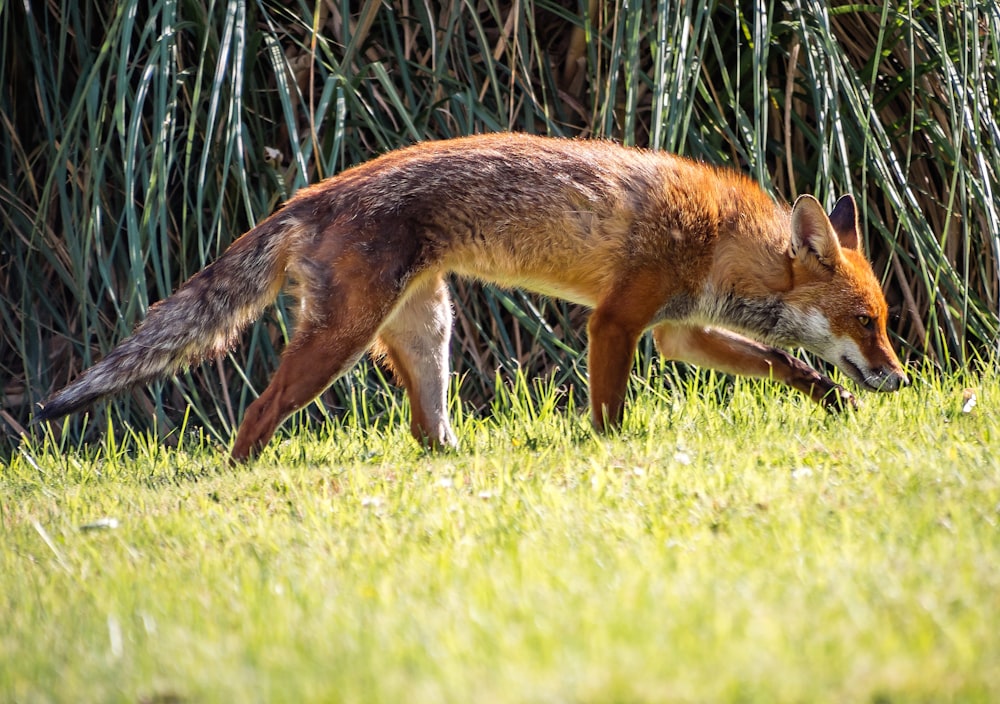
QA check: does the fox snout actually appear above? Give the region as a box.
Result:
[856,361,909,392]
[836,352,909,393]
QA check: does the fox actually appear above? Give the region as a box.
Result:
[36,133,908,461]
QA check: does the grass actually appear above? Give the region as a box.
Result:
[3,367,999,703]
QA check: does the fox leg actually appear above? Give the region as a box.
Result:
[374,274,458,449]
[588,278,667,431]
[651,323,856,410]
[231,324,380,461]
[587,311,642,431]
[231,276,399,461]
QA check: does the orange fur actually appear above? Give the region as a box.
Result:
[37,133,908,461]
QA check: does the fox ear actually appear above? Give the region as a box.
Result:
[790,194,842,268]
[827,194,861,252]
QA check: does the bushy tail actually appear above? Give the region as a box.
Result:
[35,215,293,423]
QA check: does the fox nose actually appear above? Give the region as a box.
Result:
[870,364,909,392]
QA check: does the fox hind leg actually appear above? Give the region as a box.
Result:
[230,277,400,462]
[375,274,457,449]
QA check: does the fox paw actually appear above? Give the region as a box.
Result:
[823,387,858,413]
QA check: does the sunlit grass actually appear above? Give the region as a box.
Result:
[3,369,999,702]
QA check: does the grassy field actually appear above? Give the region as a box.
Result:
[3,367,999,703]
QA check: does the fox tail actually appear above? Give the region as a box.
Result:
[35,214,293,423]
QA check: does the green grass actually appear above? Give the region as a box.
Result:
[3,368,1000,703]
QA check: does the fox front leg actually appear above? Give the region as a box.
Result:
[652,323,858,411]
[586,273,681,431]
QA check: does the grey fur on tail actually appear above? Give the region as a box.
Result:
[35,216,292,423]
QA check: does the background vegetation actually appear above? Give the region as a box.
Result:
[2,0,998,448]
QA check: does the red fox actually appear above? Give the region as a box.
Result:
[37,133,908,460]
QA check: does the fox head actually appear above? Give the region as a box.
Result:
[785,194,909,392]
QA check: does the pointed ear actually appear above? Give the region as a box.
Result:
[790,194,842,268]
[827,194,861,251]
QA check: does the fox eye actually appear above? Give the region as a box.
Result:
[857,315,873,329]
